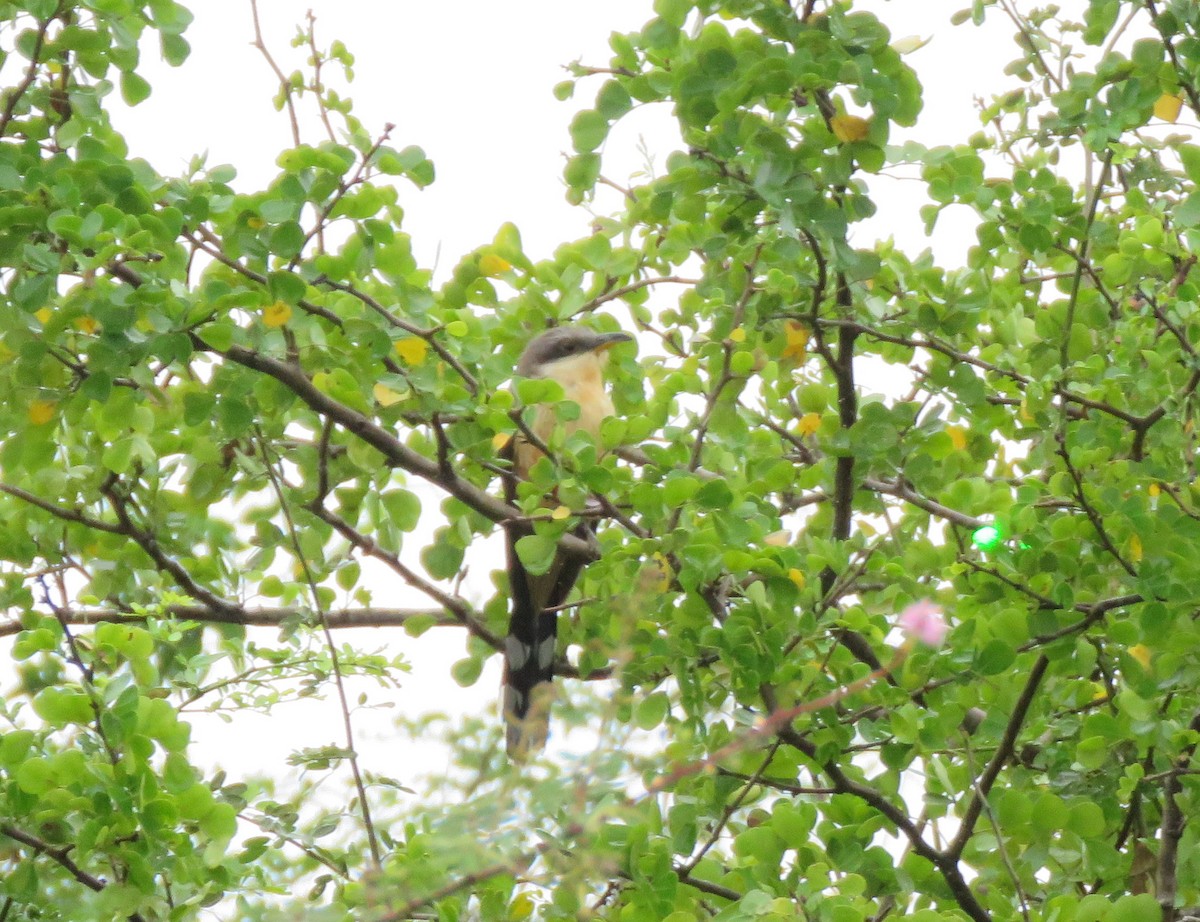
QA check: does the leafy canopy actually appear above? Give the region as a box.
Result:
[2,0,1200,920]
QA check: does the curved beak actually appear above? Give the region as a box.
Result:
[592,331,634,352]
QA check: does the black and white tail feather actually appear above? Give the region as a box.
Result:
[500,447,590,759]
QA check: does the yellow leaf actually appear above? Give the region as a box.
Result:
[1153,92,1184,123]
[1091,681,1108,701]
[1148,483,1160,498]
[831,113,870,143]
[372,382,404,407]
[394,337,428,365]
[764,529,791,547]
[947,425,968,451]
[651,553,672,590]
[787,568,806,591]
[262,300,292,328]
[74,315,99,334]
[28,399,56,425]
[479,253,512,276]
[34,307,52,325]
[890,34,931,55]
[509,892,535,921]
[1128,533,1143,563]
[728,327,746,343]
[492,432,511,452]
[797,412,821,437]
[782,321,810,360]
[639,553,673,593]
[247,215,265,230]
[1128,644,1151,670]
[551,505,571,520]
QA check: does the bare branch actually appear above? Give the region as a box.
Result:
[248,0,301,145]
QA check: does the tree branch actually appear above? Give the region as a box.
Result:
[1158,709,1200,921]
[0,7,59,137]
[187,333,595,560]
[0,823,148,922]
[0,605,447,638]
[100,477,243,617]
[947,654,1049,859]
[0,483,124,534]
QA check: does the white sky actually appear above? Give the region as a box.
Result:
[10,2,1029,785]
[118,1,1021,273]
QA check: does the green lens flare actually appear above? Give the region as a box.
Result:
[972,525,1003,551]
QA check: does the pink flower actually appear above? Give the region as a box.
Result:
[898,600,947,647]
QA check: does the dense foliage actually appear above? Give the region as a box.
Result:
[2,0,1200,919]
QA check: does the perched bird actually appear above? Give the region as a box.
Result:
[501,325,633,759]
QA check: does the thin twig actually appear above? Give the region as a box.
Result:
[0,6,61,137]
[248,0,301,145]
[255,429,382,868]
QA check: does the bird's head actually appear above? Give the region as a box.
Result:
[516,326,633,379]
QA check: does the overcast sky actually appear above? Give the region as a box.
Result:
[117,2,1021,273]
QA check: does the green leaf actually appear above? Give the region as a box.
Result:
[515,534,557,575]
[269,221,305,258]
[975,641,1015,675]
[653,0,691,27]
[564,152,601,190]
[663,475,701,506]
[217,396,255,437]
[1175,192,1200,228]
[596,81,633,120]
[198,322,236,351]
[267,270,307,303]
[32,688,94,727]
[376,145,435,187]
[101,437,135,473]
[570,109,609,153]
[422,532,465,580]
[1105,895,1161,922]
[515,377,564,404]
[381,489,422,532]
[0,729,35,765]
[160,32,191,66]
[695,479,733,509]
[200,802,238,844]
[14,757,53,794]
[336,561,360,590]
[149,0,194,35]
[1067,800,1105,838]
[450,656,483,687]
[120,71,152,106]
[634,692,670,729]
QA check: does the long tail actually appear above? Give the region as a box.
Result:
[502,540,558,759]
[502,520,589,760]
